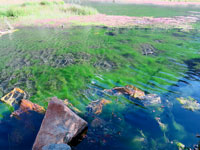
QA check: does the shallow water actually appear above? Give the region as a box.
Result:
[0,26,200,149]
[80,1,200,17]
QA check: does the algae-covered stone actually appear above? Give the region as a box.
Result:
[176,97,200,111]
[0,88,26,106]
[112,85,145,98]
[87,99,112,115]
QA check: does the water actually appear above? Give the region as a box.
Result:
[80,1,200,17]
[0,24,200,149]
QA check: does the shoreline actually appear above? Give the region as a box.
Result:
[12,14,200,31]
[88,0,200,6]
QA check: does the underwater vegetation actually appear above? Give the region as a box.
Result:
[0,21,200,149]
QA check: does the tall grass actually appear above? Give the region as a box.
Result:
[60,4,99,15]
[0,0,98,18]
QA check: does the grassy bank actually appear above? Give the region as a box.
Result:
[0,0,98,28]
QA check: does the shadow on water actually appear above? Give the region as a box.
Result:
[0,110,44,150]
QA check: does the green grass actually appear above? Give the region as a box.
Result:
[0,0,98,19]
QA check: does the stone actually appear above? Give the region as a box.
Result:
[112,85,145,98]
[32,97,87,150]
[0,88,26,106]
[11,99,45,117]
[42,144,71,150]
[140,94,162,105]
[87,99,112,115]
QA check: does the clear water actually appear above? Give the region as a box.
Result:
[0,25,200,149]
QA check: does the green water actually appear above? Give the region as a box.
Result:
[0,25,200,149]
[81,1,200,17]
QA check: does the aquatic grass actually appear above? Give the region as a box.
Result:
[0,26,199,108]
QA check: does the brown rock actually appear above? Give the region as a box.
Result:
[87,99,111,115]
[32,97,87,150]
[113,85,145,98]
[11,99,45,117]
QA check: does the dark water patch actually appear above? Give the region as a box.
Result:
[172,32,187,37]
[105,31,117,36]
[0,111,44,150]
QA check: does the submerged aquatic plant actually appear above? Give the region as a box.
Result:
[176,97,200,111]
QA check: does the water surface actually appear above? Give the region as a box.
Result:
[0,25,200,149]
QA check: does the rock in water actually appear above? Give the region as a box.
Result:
[87,99,111,115]
[42,143,71,150]
[11,99,45,117]
[0,88,26,106]
[112,85,145,98]
[140,94,162,106]
[32,97,88,150]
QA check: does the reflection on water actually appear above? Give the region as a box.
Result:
[0,26,200,149]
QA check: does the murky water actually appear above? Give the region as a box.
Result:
[0,23,200,150]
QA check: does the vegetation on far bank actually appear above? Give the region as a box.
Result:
[0,0,98,20]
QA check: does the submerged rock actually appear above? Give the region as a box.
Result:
[140,94,162,106]
[32,97,87,150]
[87,99,112,115]
[42,143,71,150]
[176,97,200,111]
[11,99,45,117]
[105,85,161,106]
[112,85,145,98]
[0,88,26,107]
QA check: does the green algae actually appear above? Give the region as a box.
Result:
[0,26,199,111]
[176,97,200,111]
